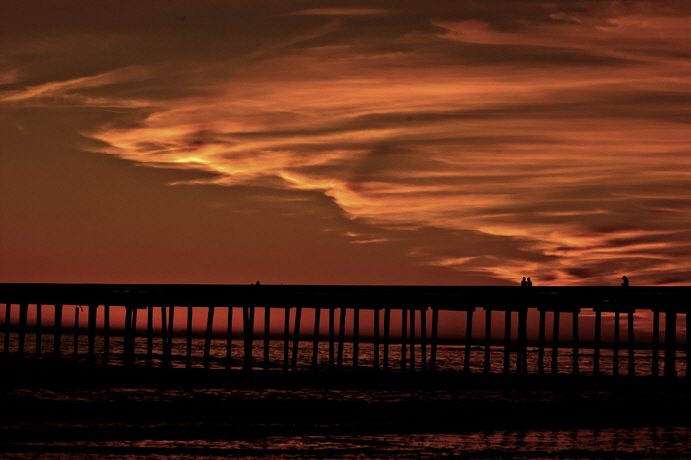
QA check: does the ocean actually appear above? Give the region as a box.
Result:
[1,338,690,459]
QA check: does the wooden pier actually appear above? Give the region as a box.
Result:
[1,283,689,378]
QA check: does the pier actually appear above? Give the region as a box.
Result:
[1,283,690,379]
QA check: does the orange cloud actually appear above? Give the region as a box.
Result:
[4,1,691,285]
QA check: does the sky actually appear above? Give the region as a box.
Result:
[2,0,691,287]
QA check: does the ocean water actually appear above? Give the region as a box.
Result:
[1,336,690,459]
[3,333,687,377]
[3,428,691,459]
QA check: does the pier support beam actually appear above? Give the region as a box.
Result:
[87,304,98,364]
[551,311,560,375]
[383,308,391,371]
[430,308,439,371]
[18,303,28,356]
[337,308,346,369]
[291,306,302,370]
[420,309,427,371]
[353,307,360,369]
[593,310,602,376]
[53,304,63,358]
[264,307,272,370]
[243,306,255,371]
[283,307,291,371]
[73,307,80,360]
[312,308,321,370]
[373,308,381,370]
[627,311,635,376]
[35,304,42,356]
[503,310,511,374]
[225,306,233,369]
[572,311,579,376]
[401,308,408,372]
[328,307,335,370]
[3,304,11,354]
[651,310,660,377]
[664,311,677,378]
[186,306,194,368]
[464,310,474,373]
[409,308,415,372]
[537,310,546,375]
[613,312,621,377]
[203,306,215,369]
[483,309,492,373]
[146,306,154,366]
[686,313,691,378]
[103,305,111,365]
[159,306,169,367]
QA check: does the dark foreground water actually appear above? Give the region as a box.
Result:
[1,383,691,459]
[1,341,690,459]
[1,381,691,460]
[3,427,691,459]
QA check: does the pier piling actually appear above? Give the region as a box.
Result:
[3,304,10,354]
[463,310,473,373]
[312,307,321,369]
[353,307,360,369]
[401,308,408,372]
[87,304,98,363]
[484,309,492,373]
[373,308,381,370]
[613,311,621,377]
[203,306,215,369]
[664,311,677,378]
[537,309,546,375]
[551,310,560,375]
[73,307,79,360]
[225,305,233,369]
[264,307,271,370]
[383,308,391,371]
[35,304,42,356]
[628,311,635,376]
[186,306,194,368]
[430,308,439,371]
[503,310,511,374]
[243,305,255,371]
[18,303,28,356]
[53,304,63,358]
[291,306,302,371]
[0,284,688,380]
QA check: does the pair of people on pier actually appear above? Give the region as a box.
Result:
[521,277,533,287]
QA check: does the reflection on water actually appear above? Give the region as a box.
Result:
[2,334,687,377]
[3,428,691,459]
[2,336,691,459]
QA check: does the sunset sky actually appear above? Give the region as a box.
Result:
[2,0,691,286]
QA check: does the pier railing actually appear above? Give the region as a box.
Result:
[1,284,689,377]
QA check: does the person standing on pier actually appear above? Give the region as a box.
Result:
[521,277,527,287]
[527,278,533,287]
[621,276,629,287]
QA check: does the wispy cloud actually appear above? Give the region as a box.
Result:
[4,0,691,285]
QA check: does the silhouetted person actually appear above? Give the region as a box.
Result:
[255,281,261,286]
[527,277,533,287]
[621,276,628,287]
[521,277,527,287]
